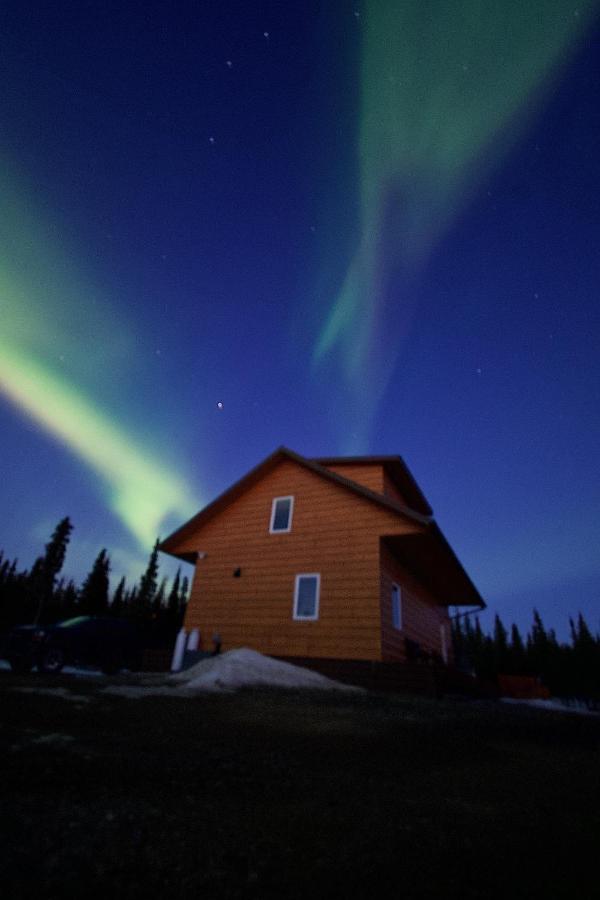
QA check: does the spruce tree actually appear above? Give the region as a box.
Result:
[125,586,138,614]
[152,578,167,617]
[508,623,526,674]
[79,549,111,615]
[178,575,190,626]
[31,517,73,623]
[493,614,509,674]
[131,541,160,621]
[571,612,600,701]
[1,560,25,628]
[166,569,181,625]
[529,608,549,677]
[61,580,79,619]
[138,541,159,605]
[111,576,127,618]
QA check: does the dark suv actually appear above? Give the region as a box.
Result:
[3,616,145,675]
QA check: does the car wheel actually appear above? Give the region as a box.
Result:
[8,657,33,674]
[39,647,65,674]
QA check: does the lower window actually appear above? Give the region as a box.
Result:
[293,573,320,620]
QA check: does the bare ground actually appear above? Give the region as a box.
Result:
[1,670,599,899]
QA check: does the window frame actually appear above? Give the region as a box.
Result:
[391,583,402,630]
[269,495,294,534]
[292,573,320,621]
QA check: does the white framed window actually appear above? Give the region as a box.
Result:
[293,573,320,621]
[391,583,402,630]
[269,495,294,533]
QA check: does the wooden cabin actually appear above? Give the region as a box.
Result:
[159,447,484,666]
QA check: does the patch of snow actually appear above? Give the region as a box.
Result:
[0,659,105,677]
[64,667,106,678]
[103,684,180,699]
[501,697,599,717]
[169,648,361,693]
[9,687,91,703]
[30,732,75,745]
[101,649,361,697]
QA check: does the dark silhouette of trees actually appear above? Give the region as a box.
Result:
[453,608,600,703]
[0,556,28,630]
[152,578,167,618]
[508,623,526,674]
[7,519,595,694]
[131,539,160,621]
[166,568,181,626]
[0,523,192,655]
[493,614,509,674]
[30,517,73,623]
[79,549,111,615]
[111,576,127,618]
[53,578,78,621]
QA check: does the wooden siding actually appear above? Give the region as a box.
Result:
[382,471,411,508]
[320,462,385,495]
[379,542,453,664]
[324,463,416,513]
[177,459,421,660]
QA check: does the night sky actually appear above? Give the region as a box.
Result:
[1,1,599,639]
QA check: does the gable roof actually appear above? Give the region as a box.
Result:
[159,446,485,609]
[160,446,430,560]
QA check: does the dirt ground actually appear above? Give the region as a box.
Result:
[1,671,599,899]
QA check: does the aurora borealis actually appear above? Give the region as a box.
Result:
[313,0,598,442]
[1,1,599,634]
[0,162,199,549]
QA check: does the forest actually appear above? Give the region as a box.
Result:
[0,516,598,701]
[453,608,600,703]
[0,517,188,645]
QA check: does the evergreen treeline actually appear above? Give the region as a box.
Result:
[0,518,189,644]
[453,609,600,702]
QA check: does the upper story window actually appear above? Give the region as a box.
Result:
[293,573,320,620]
[391,583,402,630]
[269,495,294,533]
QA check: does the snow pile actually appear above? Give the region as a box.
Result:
[169,647,360,693]
[501,697,599,717]
[11,686,92,703]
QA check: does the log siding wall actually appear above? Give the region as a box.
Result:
[320,463,385,495]
[323,463,413,510]
[380,542,453,664]
[178,460,421,660]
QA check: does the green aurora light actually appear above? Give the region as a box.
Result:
[314,0,598,446]
[0,164,199,547]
